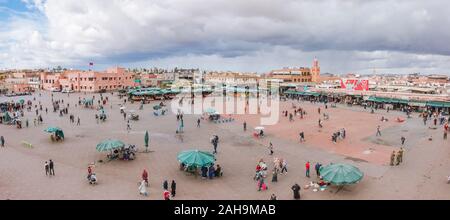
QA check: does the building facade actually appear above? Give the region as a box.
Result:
[270,58,321,83]
[40,67,136,92]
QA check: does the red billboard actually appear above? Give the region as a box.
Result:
[340,79,369,91]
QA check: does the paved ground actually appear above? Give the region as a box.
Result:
[0,92,449,200]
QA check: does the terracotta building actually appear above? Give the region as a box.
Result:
[40,67,136,92]
[270,58,320,83]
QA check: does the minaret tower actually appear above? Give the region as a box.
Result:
[311,57,320,82]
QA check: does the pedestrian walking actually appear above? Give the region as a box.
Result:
[163,180,168,190]
[376,125,382,136]
[127,122,132,133]
[314,162,321,177]
[271,169,278,182]
[268,142,274,155]
[280,159,288,174]
[305,161,310,178]
[243,121,247,131]
[299,132,305,142]
[291,183,301,200]
[77,117,80,126]
[142,169,148,185]
[398,147,404,164]
[171,180,177,197]
[0,136,4,147]
[390,151,396,166]
[44,161,49,176]
[49,159,55,176]
[401,136,406,145]
[197,118,201,127]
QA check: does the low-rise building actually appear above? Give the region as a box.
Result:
[269,58,320,83]
[40,67,136,92]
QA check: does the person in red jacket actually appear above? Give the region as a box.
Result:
[305,161,310,178]
[142,169,148,185]
[163,189,171,200]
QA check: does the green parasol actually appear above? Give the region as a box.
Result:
[96,139,125,152]
[319,163,363,185]
[177,150,215,167]
[44,127,64,139]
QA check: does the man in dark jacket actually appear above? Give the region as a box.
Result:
[291,183,301,200]
[171,180,177,197]
[163,180,168,190]
[49,159,55,176]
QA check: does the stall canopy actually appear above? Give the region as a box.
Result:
[44,126,65,139]
[319,163,363,185]
[96,139,125,152]
[283,90,320,97]
[177,150,216,167]
[426,101,450,108]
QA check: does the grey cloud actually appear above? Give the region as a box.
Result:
[1,0,450,75]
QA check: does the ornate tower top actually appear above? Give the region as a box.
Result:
[313,57,319,68]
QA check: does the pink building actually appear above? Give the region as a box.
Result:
[40,67,136,92]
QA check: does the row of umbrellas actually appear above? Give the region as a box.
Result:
[42,126,363,186]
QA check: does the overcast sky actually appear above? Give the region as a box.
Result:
[1,0,450,75]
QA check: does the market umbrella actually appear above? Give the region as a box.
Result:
[44,126,64,139]
[18,99,25,104]
[319,163,363,186]
[153,105,162,110]
[96,139,125,152]
[177,150,215,168]
[144,131,149,150]
[254,126,265,131]
[44,126,61,133]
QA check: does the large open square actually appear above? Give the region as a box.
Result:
[1,91,449,200]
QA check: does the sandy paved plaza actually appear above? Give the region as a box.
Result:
[1,91,449,200]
